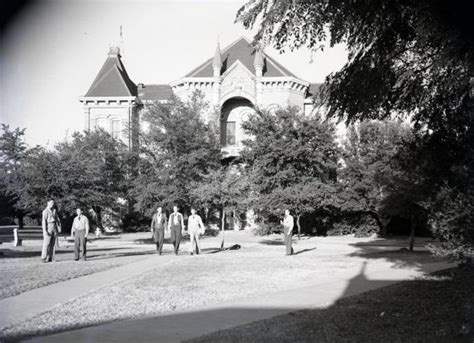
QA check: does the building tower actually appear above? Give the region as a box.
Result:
[79,46,141,149]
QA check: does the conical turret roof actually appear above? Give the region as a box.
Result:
[85,47,137,97]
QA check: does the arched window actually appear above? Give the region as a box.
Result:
[226,122,236,146]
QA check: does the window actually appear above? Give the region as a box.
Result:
[226,121,236,146]
[111,120,121,139]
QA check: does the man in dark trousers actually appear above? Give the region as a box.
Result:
[71,208,90,261]
[41,199,61,262]
[150,206,167,255]
[168,205,185,255]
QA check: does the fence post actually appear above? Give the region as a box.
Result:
[13,227,22,246]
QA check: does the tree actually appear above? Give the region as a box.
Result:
[16,129,130,229]
[237,1,472,127]
[0,124,35,226]
[337,120,413,236]
[132,92,221,216]
[236,0,474,255]
[190,164,251,249]
[241,106,339,237]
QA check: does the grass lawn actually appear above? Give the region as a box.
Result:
[188,265,474,343]
[0,233,157,299]
[0,233,447,341]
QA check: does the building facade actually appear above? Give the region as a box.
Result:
[80,37,320,156]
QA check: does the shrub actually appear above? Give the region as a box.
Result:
[122,213,149,232]
[427,187,474,260]
[252,221,282,236]
[327,215,379,237]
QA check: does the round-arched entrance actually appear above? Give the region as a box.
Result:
[220,97,254,147]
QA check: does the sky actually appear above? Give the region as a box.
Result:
[0,0,348,148]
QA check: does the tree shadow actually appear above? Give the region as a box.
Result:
[7,265,471,343]
[0,246,155,260]
[259,239,285,246]
[204,244,242,254]
[293,247,317,255]
[347,238,451,272]
[87,250,156,260]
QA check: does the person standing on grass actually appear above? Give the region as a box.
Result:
[151,206,167,255]
[281,209,294,256]
[71,208,89,261]
[187,207,205,255]
[41,199,62,262]
[168,205,184,255]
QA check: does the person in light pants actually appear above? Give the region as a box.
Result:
[187,208,205,255]
[281,209,294,256]
[41,199,61,262]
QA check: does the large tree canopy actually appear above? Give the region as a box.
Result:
[241,106,340,233]
[132,92,221,215]
[337,120,413,234]
[237,0,473,128]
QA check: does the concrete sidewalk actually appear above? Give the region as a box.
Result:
[27,260,454,343]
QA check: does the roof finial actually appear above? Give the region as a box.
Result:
[254,48,264,77]
[212,36,222,76]
[119,25,124,57]
[108,45,120,57]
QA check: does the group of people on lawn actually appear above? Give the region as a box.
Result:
[41,199,295,263]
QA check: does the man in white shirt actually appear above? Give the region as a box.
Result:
[167,205,185,255]
[71,208,90,261]
[281,209,294,256]
[187,207,205,255]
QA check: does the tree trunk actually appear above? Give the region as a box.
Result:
[296,214,301,240]
[220,208,225,250]
[409,219,416,252]
[17,214,24,230]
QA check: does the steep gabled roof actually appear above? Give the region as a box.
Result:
[185,37,298,78]
[85,48,137,97]
[138,84,172,102]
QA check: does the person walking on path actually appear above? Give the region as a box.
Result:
[41,199,61,262]
[168,205,184,255]
[281,209,294,256]
[187,208,205,255]
[71,208,90,261]
[151,206,167,255]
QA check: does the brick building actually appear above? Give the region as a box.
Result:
[80,37,320,157]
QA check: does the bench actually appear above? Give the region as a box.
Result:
[0,225,43,246]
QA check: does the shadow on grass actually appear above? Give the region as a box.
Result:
[347,238,449,272]
[259,239,285,246]
[0,246,156,259]
[293,247,317,255]
[133,234,217,246]
[203,244,242,254]
[0,249,71,259]
[87,250,156,260]
[5,265,472,343]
